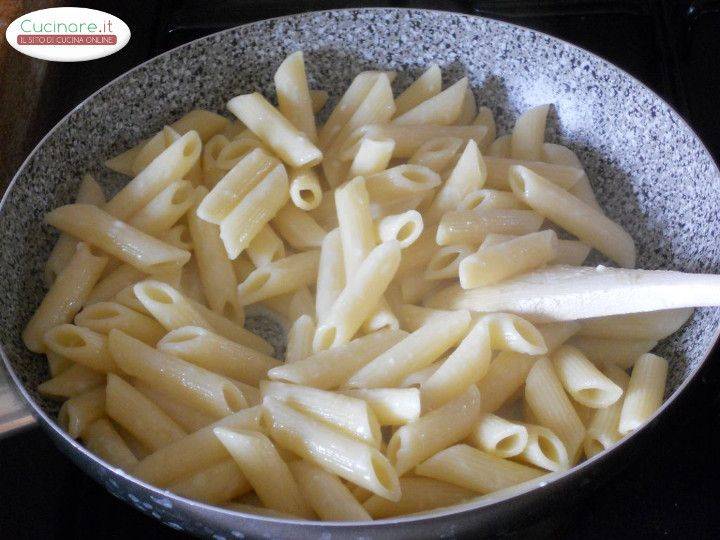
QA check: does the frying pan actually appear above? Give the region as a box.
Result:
[1,8,719,538]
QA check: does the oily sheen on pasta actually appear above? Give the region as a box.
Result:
[25,52,720,521]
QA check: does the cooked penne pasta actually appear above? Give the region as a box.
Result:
[159,224,193,251]
[75,302,165,345]
[275,51,317,141]
[341,388,421,426]
[459,230,558,288]
[459,189,526,211]
[260,381,381,448]
[399,274,445,304]
[477,351,537,413]
[23,242,108,352]
[363,476,474,519]
[584,364,630,458]
[170,109,230,143]
[157,326,280,385]
[525,357,585,460]
[484,156,583,191]
[470,414,529,458]
[409,136,464,173]
[81,418,138,470]
[237,251,320,305]
[348,137,396,178]
[43,324,116,373]
[169,459,251,504]
[46,351,72,377]
[214,428,315,518]
[577,308,694,341]
[58,387,106,439]
[415,444,543,494]
[377,210,423,249]
[286,314,315,363]
[45,174,106,285]
[394,64,442,116]
[487,134,511,157]
[365,165,441,214]
[396,304,452,333]
[202,134,231,187]
[436,209,543,246]
[517,423,570,471]
[127,180,194,236]
[552,345,623,408]
[509,166,636,267]
[426,265,720,322]
[456,88,478,125]
[190,299,271,353]
[537,321,581,352]
[215,135,266,171]
[262,397,401,501]
[542,142,602,211]
[511,104,549,161]
[618,353,668,435]
[108,330,248,418]
[268,329,406,389]
[473,106,496,148]
[133,380,214,432]
[289,460,372,521]
[386,386,481,475]
[246,225,286,268]
[289,168,323,210]
[393,77,468,126]
[38,364,105,400]
[346,310,470,389]
[86,264,145,306]
[288,286,315,320]
[423,245,470,281]
[310,89,329,113]
[315,228,345,323]
[271,203,326,249]
[395,230,437,279]
[227,92,322,168]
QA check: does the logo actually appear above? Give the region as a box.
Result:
[5,7,130,62]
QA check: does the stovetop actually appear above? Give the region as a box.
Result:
[2,1,720,538]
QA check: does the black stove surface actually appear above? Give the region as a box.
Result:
[2,1,720,538]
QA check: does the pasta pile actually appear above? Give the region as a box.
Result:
[23,52,720,521]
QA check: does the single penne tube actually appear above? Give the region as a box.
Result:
[470,414,529,458]
[45,174,106,285]
[477,351,538,413]
[568,336,657,369]
[510,104,549,161]
[45,205,190,274]
[415,444,543,494]
[425,140,486,224]
[157,326,281,386]
[108,330,248,418]
[456,87,478,125]
[552,345,623,408]
[363,476,475,519]
[338,124,489,159]
[75,301,165,345]
[275,51,317,141]
[341,387,421,426]
[215,135,266,171]
[262,397,401,501]
[480,313,548,355]
[105,131,201,220]
[214,428,314,518]
[346,310,471,389]
[420,319,492,410]
[310,89,328,113]
[228,92,322,168]
[365,164,441,211]
[105,144,141,176]
[196,148,278,224]
[288,460,372,522]
[190,300,272,354]
[459,230,558,288]
[315,229,345,323]
[43,324,116,373]
[336,176,375,275]
[518,423,570,471]
[187,186,240,318]
[436,209,543,246]
[424,245,474,281]
[246,225,286,268]
[169,459,251,504]
[268,329,406,389]
[313,241,401,351]
[487,134,511,157]
[348,137,396,178]
[425,265,720,322]
[130,406,262,486]
[37,364,105,400]
[113,284,151,315]
[409,136,464,173]
[394,64,442,116]
[170,109,230,142]
[47,351,72,377]
[541,142,602,211]
[105,373,187,451]
[387,386,481,475]
[618,353,668,435]
[23,242,108,352]
[484,156,583,191]
[236,251,320,306]
[473,106,496,148]
[525,357,586,460]
[86,264,145,305]
[58,387,105,438]
[509,166,636,267]
[289,168,323,210]
[271,203,326,250]
[459,189,526,211]
[127,180,194,236]
[220,163,290,259]
[577,308,694,341]
[133,380,215,432]
[584,363,631,458]
[81,418,138,470]
[260,381,381,448]
[286,314,315,363]
[393,77,468,126]
[377,210,424,249]
[537,321,581,352]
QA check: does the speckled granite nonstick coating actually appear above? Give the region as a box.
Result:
[2,7,720,455]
